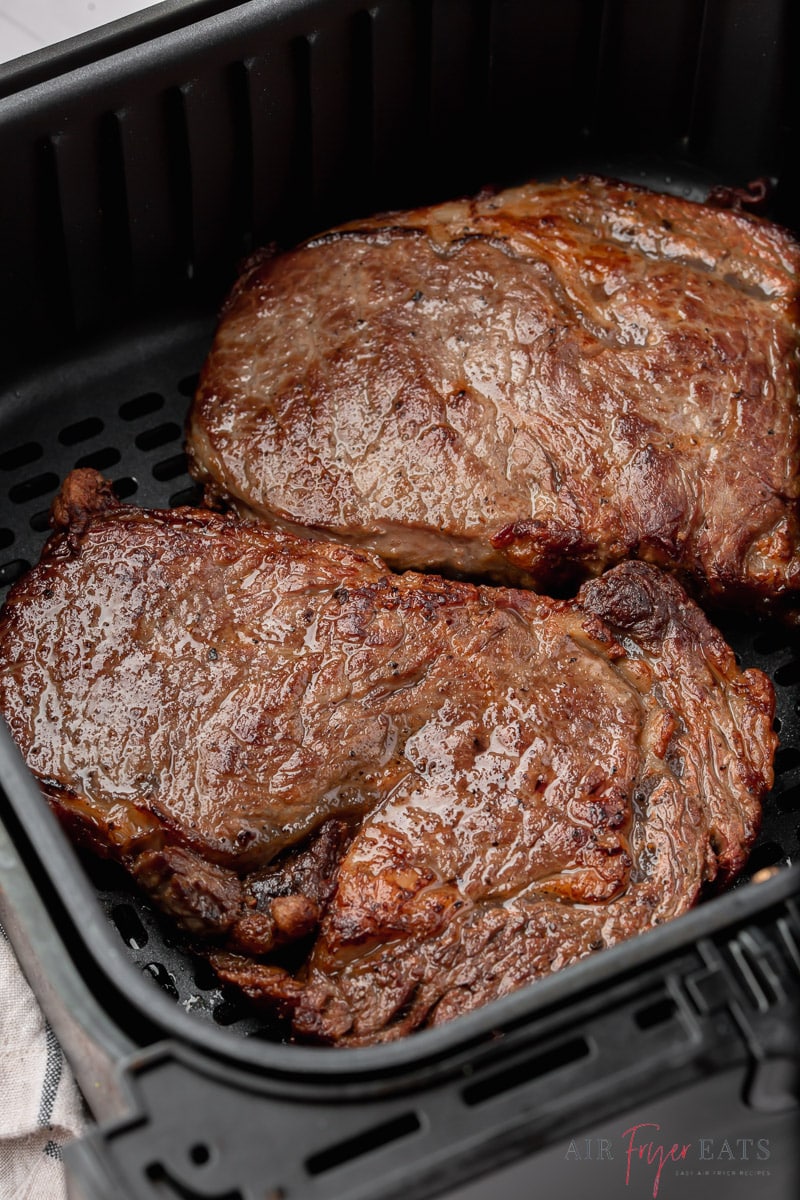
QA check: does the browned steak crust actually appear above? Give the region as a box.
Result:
[188,175,800,612]
[0,471,775,1043]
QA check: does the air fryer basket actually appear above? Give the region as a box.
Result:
[1,1,799,1198]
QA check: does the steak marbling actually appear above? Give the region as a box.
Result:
[188,175,800,613]
[0,471,775,1043]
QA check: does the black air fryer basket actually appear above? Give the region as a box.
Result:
[0,2,799,1198]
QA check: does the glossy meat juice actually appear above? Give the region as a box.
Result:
[188,175,800,613]
[0,472,775,1043]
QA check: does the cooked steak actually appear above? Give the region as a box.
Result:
[187,175,800,613]
[0,471,775,1043]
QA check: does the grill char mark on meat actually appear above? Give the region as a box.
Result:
[187,174,800,614]
[0,472,775,1043]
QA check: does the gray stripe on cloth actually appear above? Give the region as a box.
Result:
[37,1021,63,1127]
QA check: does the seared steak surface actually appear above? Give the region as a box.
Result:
[0,472,774,1043]
[188,175,800,611]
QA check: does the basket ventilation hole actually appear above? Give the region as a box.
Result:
[212,997,248,1026]
[113,477,138,500]
[135,422,182,452]
[777,785,800,814]
[0,559,31,586]
[189,1143,211,1166]
[153,453,189,482]
[0,529,13,551]
[58,417,104,446]
[775,746,800,776]
[29,511,51,533]
[775,659,800,687]
[112,903,149,950]
[170,484,203,507]
[143,961,179,999]
[305,1113,422,1177]
[75,447,121,472]
[462,1036,591,1107]
[0,442,42,471]
[193,960,219,991]
[9,473,59,504]
[119,392,164,421]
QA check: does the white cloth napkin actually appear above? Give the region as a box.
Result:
[0,925,87,1200]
